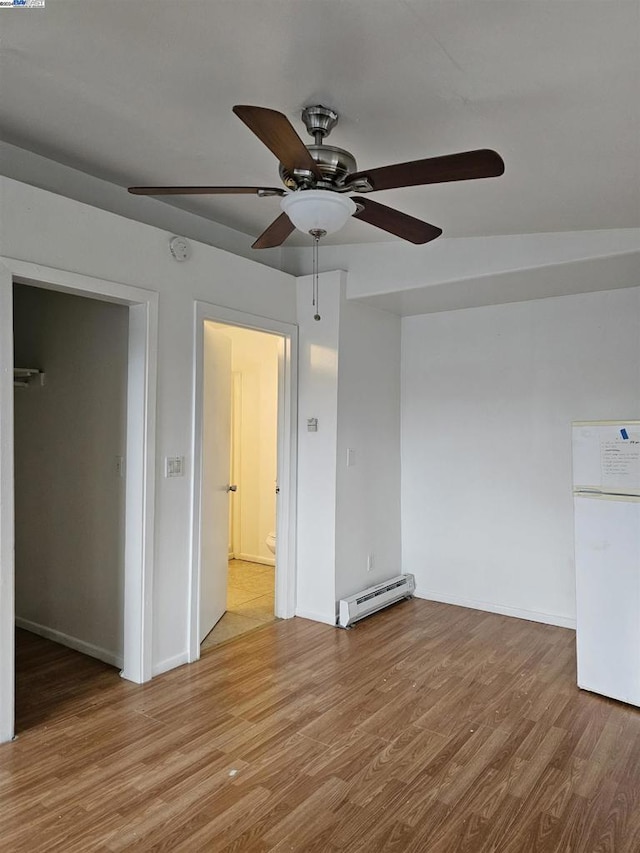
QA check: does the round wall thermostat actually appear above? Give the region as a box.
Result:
[169,236,191,261]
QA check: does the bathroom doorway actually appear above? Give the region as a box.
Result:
[190,304,297,661]
[202,323,280,648]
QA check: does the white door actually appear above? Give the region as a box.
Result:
[200,324,232,642]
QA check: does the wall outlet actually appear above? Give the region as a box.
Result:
[367,553,374,572]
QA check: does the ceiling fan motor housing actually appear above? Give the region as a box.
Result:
[278,104,358,190]
[279,144,357,190]
[301,105,339,140]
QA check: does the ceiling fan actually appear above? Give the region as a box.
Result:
[128,104,504,249]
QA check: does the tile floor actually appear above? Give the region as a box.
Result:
[201,559,275,650]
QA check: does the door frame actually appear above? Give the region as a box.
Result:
[189,302,298,661]
[0,258,158,743]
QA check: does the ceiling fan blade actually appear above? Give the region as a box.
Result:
[128,185,285,196]
[352,197,442,244]
[348,149,504,192]
[252,212,295,249]
[233,105,322,179]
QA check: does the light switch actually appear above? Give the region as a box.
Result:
[346,448,356,467]
[165,456,185,478]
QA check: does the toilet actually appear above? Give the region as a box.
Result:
[265,531,276,555]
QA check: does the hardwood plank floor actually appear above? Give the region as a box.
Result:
[4,599,640,851]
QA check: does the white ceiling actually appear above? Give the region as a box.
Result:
[1,0,639,248]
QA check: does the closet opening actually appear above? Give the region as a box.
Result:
[12,284,128,730]
[0,263,157,744]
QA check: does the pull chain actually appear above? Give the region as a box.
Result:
[310,228,325,321]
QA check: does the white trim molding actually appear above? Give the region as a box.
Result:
[152,652,190,678]
[294,609,336,626]
[413,589,576,630]
[0,264,16,742]
[15,617,124,670]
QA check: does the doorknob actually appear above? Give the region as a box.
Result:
[227,484,238,492]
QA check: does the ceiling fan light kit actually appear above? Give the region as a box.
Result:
[129,102,504,248]
[280,189,356,236]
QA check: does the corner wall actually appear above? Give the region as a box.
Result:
[295,272,342,623]
[401,285,640,627]
[335,298,402,601]
[295,271,403,621]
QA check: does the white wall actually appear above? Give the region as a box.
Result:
[284,231,640,314]
[1,177,297,677]
[295,272,342,624]
[335,298,402,601]
[0,140,285,272]
[217,324,279,565]
[13,284,128,665]
[295,271,403,619]
[401,286,640,627]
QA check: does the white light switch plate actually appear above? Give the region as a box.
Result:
[165,456,185,477]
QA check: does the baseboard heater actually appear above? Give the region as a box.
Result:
[338,573,415,628]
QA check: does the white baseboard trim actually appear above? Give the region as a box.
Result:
[294,608,336,626]
[235,553,275,567]
[413,590,576,630]
[15,616,124,668]
[152,651,190,677]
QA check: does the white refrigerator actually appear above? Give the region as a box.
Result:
[573,421,640,706]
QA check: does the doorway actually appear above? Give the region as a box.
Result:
[201,323,281,648]
[0,260,157,744]
[13,284,128,684]
[190,304,298,662]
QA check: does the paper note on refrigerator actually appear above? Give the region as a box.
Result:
[601,435,640,490]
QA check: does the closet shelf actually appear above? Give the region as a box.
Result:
[14,368,45,388]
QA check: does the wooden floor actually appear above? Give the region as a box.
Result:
[5,599,640,852]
